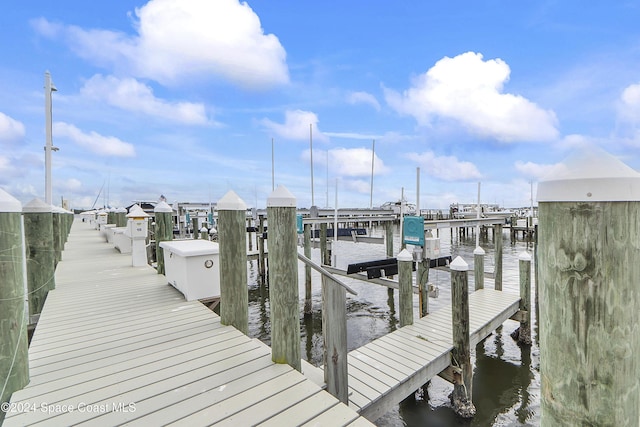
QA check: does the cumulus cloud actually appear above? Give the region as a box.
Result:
[347,91,381,111]
[0,112,26,145]
[514,161,568,180]
[384,52,559,143]
[34,0,289,89]
[326,147,389,177]
[406,151,481,181]
[53,122,136,157]
[81,74,209,125]
[619,83,640,121]
[261,110,328,142]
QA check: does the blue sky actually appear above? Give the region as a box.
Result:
[2,1,640,210]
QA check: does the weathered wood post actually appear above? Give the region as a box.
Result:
[115,207,127,227]
[511,251,532,345]
[247,217,253,251]
[417,258,429,317]
[52,207,62,266]
[386,221,395,292]
[320,223,329,265]
[450,256,476,418]
[191,216,199,239]
[154,201,173,275]
[22,198,56,318]
[397,249,414,327]
[322,276,348,403]
[474,246,485,290]
[217,190,249,335]
[303,223,312,315]
[538,149,640,426]
[0,189,29,415]
[199,226,208,240]
[258,214,266,282]
[494,223,503,290]
[267,186,300,371]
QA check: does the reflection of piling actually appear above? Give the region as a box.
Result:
[154,201,173,275]
[449,256,476,418]
[217,190,249,335]
[538,149,640,426]
[0,189,29,413]
[23,199,55,317]
[267,186,301,371]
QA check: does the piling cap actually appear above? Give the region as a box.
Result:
[267,185,296,208]
[154,201,173,213]
[115,207,127,213]
[473,246,485,256]
[127,204,149,218]
[52,205,66,213]
[396,248,413,262]
[23,198,52,213]
[450,256,469,271]
[0,188,22,212]
[538,147,640,202]
[217,190,247,211]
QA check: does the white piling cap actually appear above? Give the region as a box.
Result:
[0,188,22,212]
[538,147,640,202]
[396,248,413,262]
[127,204,150,218]
[519,251,532,261]
[116,206,127,213]
[473,246,485,256]
[217,190,247,211]
[267,185,296,208]
[154,201,173,213]
[52,205,66,213]
[450,256,469,271]
[23,198,52,213]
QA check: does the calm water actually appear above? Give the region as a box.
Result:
[246,225,539,426]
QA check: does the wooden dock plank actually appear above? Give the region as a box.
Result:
[4,220,372,427]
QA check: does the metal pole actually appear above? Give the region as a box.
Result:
[310,124,315,207]
[370,139,375,209]
[44,71,57,205]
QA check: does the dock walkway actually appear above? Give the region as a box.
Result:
[4,220,372,426]
[346,289,520,421]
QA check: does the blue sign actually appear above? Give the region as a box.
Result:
[403,216,425,246]
[297,214,303,234]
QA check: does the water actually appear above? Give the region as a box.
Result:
[245,225,540,426]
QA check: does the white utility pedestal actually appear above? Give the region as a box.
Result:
[159,240,220,301]
[126,205,149,267]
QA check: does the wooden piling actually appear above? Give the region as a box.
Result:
[322,276,348,403]
[417,259,429,317]
[303,223,312,315]
[115,207,127,227]
[537,149,640,426]
[511,251,532,345]
[52,208,62,266]
[0,189,29,415]
[22,199,55,317]
[449,256,476,418]
[473,246,485,290]
[494,223,503,290]
[191,216,199,239]
[217,190,249,335]
[258,214,266,282]
[320,223,329,266]
[267,186,300,371]
[247,217,253,251]
[397,249,414,327]
[154,201,173,275]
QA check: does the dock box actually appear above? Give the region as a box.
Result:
[159,240,220,301]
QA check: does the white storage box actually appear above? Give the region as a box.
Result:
[113,227,131,253]
[159,240,220,301]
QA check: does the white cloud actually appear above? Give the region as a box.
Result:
[261,110,328,142]
[53,122,136,157]
[514,161,567,180]
[384,52,559,143]
[0,112,26,145]
[328,147,389,177]
[60,178,82,191]
[81,75,210,125]
[406,151,481,181]
[36,0,288,89]
[619,83,640,122]
[347,91,381,111]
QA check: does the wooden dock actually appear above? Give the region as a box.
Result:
[3,220,372,426]
[344,289,520,420]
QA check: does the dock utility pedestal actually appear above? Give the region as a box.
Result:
[159,240,220,301]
